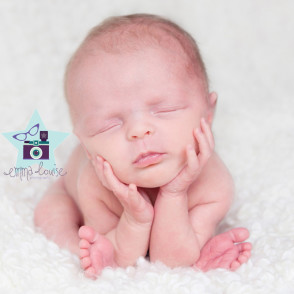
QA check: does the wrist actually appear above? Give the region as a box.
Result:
[158,189,187,199]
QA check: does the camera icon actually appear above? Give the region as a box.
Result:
[23,131,49,160]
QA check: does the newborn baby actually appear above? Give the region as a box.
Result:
[34,14,251,278]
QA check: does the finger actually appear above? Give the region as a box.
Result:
[185,144,200,178]
[103,161,128,198]
[200,118,214,149]
[128,184,142,208]
[128,184,151,211]
[170,144,200,188]
[193,127,211,167]
[94,156,109,188]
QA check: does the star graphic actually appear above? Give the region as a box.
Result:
[41,132,47,140]
[2,110,69,169]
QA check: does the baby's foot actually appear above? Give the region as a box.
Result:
[78,226,117,279]
[195,228,252,271]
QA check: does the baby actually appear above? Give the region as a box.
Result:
[34,14,251,278]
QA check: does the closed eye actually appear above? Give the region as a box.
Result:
[98,122,121,133]
[153,106,184,115]
[157,109,178,113]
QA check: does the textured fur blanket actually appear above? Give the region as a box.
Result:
[1,1,294,293]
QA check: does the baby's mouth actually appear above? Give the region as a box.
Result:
[133,152,166,168]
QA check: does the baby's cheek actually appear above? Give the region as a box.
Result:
[178,130,199,155]
[92,140,117,162]
[170,145,188,174]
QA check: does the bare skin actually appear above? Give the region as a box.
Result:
[35,33,252,278]
[35,119,251,279]
[195,228,252,271]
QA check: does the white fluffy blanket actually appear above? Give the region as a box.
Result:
[1,1,294,293]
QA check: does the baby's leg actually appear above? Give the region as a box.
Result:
[195,228,252,271]
[34,179,82,255]
[78,184,153,279]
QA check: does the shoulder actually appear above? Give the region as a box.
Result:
[63,144,104,200]
[206,152,234,191]
[188,152,234,207]
[77,157,104,197]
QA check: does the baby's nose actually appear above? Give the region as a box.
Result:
[126,119,154,140]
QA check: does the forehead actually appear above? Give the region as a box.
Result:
[66,46,204,126]
[69,45,197,92]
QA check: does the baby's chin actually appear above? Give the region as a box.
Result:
[132,176,172,188]
[115,164,181,188]
[125,178,172,188]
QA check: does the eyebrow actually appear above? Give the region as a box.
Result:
[149,95,187,107]
[82,112,120,132]
[146,97,166,106]
[84,108,119,121]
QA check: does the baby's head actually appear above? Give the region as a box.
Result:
[64,14,217,187]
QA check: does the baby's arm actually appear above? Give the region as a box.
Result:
[149,119,231,267]
[88,157,154,267]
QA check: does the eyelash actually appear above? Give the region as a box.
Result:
[153,107,180,115]
[98,122,121,133]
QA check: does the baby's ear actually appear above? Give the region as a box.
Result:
[207,91,218,125]
[209,91,217,108]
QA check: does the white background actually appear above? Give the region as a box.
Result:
[0,1,294,293]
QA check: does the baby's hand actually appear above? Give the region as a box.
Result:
[92,156,154,224]
[160,118,214,196]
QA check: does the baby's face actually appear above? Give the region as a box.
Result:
[69,46,212,187]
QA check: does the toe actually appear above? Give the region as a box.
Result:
[79,226,96,243]
[239,250,251,262]
[243,242,252,251]
[79,239,90,249]
[230,260,241,271]
[81,256,91,269]
[237,242,252,254]
[84,267,98,280]
[80,248,90,258]
[242,249,251,258]
[237,254,248,264]
[228,227,250,243]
